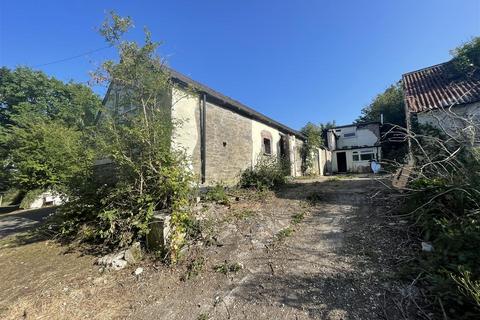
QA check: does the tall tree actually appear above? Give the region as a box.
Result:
[300,121,335,173]
[357,83,405,127]
[450,36,480,79]
[0,67,102,191]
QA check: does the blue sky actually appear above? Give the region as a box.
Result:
[1,1,479,129]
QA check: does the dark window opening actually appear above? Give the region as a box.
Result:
[360,153,374,161]
[353,154,359,161]
[344,132,355,138]
[263,138,272,155]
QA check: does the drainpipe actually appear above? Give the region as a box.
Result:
[200,93,207,184]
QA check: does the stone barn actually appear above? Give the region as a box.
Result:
[103,68,306,185]
[402,61,480,137]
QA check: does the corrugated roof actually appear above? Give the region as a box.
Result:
[402,61,480,113]
[167,67,305,139]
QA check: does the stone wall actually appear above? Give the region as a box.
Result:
[104,85,305,185]
[417,102,480,139]
[204,102,253,184]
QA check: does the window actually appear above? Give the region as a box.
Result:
[360,153,374,161]
[353,154,359,161]
[344,132,355,138]
[263,138,272,155]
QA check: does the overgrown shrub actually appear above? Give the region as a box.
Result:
[205,183,229,205]
[57,12,195,262]
[239,156,287,190]
[402,122,480,318]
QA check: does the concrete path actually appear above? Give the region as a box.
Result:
[0,207,55,239]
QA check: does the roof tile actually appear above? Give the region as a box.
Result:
[402,62,480,113]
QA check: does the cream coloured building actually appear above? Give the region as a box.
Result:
[103,68,307,185]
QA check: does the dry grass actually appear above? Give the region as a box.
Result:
[0,235,136,319]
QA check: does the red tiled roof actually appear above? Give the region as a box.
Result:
[402,62,480,113]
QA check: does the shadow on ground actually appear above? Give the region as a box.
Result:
[0,207,56,246]
[225,177,407,319]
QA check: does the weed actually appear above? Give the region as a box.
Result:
[197,313,209,320]
[205,183,230,205]
[291,212,305,224]
[233,209,255,220]
[184,257,205,280]
[239,156,288,190]
[276,227,293,242]
[213,261,243,275]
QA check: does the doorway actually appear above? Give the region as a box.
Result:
[336,152,347,173]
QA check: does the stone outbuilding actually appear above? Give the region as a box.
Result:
[402,61,480,138]
[103,68,307,185]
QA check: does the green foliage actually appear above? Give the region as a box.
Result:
[0,188,23,206]
[404,129,480,318]
[205,183,230,205]
[452,269,480,307]
[450,37,480,79]
[357,83,405,127]
[300,122,322,174]
[58,12,194,260]
[19,189,44,209]
[184,256,205,280]
[291,212,305,224]
[213,261,242,275]
[239,156,287,190]
[6,120,93,191]
[299,121,335,174]
[0,67,101,129]
[275,227,293,241]
[196,313,210,320]
[0,66,101,192]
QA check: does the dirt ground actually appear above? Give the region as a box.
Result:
[0,176,418,320]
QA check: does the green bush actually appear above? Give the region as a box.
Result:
[407,187,480,318]
[57,13,195,263]
[205,183,229,205]
[0,188,23,206]
[403,123,480,318]
[239,156,287,191]
[19,189,44,209]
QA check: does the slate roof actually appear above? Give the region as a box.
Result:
[167,68,306,139]
[402,62,480,113]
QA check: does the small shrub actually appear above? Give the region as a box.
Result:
[19,189,44,209]
[197,313,209,320]
[452,269,480,307]
[184,256,205,280]
[205,183,229,205]
[239,156,287,191]
[276,227,293,242]
[292,212,305,224]
[213,261,243,275]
